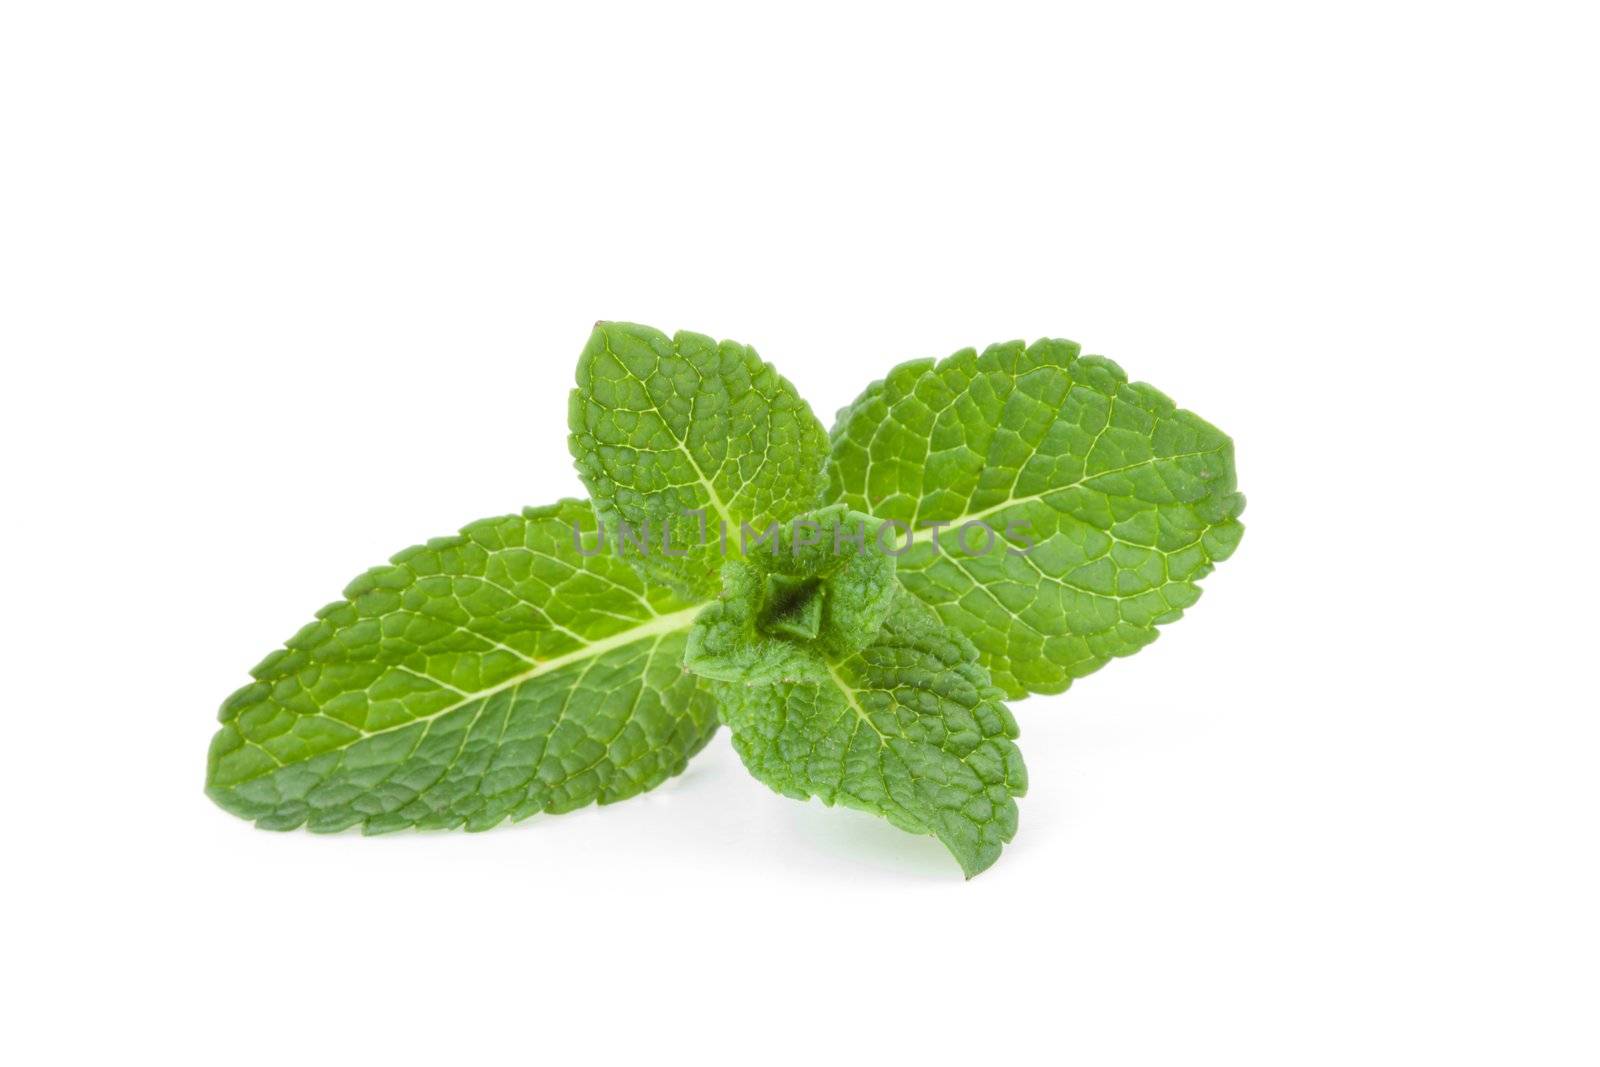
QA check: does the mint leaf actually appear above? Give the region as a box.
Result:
[204,499,716,832]
[568,321,831,598]
[828,339,1245,698]
[713,594,1027,877]
[684,504,899,684]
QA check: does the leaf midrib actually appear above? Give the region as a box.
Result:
[599,330,739,533]
[235,603,707,776]
[904,447,1226,546]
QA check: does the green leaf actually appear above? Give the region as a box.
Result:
[715,594,1027,877]
[204,499,716,833]
[568,321,830,598]
[828,338,1245,698]
[684,505,900,684]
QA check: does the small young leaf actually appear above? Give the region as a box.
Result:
[684,505,899,684]
[716,594,1027,877]
[204,500,716,833]
[828,339,1245,698]
[568,321,831,598]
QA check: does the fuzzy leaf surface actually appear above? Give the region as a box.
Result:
[685,505,900,684]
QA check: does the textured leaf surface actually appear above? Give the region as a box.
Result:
[569,322,830,598]
[718,595,1027,877]
[828,338,1245,698]
[205,500,716,832]
[685,505,899,684]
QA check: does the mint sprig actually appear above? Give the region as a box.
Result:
[206,322,1244,875]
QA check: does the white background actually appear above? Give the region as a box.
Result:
[3,2,1595,1064]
